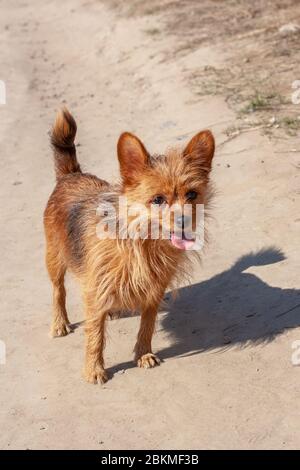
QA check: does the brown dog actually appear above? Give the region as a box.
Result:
[44,108,215,384]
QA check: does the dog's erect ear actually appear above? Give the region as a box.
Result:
[183,130,215,174]
[117,132,149,186]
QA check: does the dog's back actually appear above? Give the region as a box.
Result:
[44,109,110,274]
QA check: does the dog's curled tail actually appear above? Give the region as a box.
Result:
[51,108,81,180]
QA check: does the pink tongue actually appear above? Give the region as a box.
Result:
[171,233,195,250]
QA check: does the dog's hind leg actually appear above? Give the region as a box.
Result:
[46,246,71,337]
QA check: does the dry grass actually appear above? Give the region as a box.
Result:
[104,0,300,137]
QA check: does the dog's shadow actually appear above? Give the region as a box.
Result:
[158,247,300,360]
[106,247,300,376]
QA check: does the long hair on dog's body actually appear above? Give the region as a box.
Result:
[44,108,215,384]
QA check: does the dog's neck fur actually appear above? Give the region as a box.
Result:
[84,223,189,313]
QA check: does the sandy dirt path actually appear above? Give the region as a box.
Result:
[0,0,300,450]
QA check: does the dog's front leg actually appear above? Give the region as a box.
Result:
[84,312,108,384]
[134,304,161,369]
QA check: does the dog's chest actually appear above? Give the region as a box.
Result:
[115,248,177,309]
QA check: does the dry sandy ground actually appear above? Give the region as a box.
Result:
[1,0,300,450]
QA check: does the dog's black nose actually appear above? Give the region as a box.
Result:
[175,215,191,229]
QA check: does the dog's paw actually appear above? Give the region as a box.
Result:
[137,353,161,369]
[84,366,108,385]
[50,322,72,337]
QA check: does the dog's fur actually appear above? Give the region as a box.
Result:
[44,108,215,384]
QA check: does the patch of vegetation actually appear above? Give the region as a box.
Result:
[240,92,285,114]
[145,27,161,36]
[280,116,300,135]
[241,94,269,113]
[224,125,239,136]
[281,116,300,129]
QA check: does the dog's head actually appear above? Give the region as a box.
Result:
[117,130,215,250]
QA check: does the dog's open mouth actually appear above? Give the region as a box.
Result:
[170,232,195,250]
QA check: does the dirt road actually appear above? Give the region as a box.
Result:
[1,0,300,449]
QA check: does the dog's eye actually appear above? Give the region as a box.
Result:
[152,195,166,205]
[186,191,198,201]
